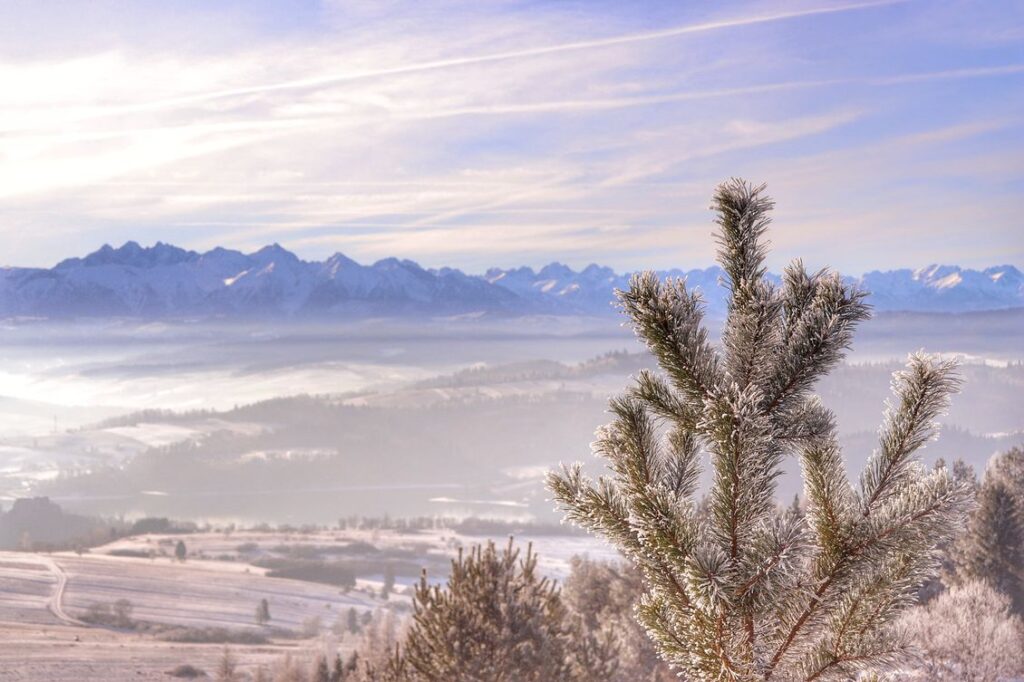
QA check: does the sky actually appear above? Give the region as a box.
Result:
[0,0,1021,274]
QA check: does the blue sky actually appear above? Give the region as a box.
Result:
[0,0,1021,273]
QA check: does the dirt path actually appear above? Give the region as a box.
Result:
[36,555,88,627]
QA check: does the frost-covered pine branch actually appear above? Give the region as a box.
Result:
[548,179,973,681]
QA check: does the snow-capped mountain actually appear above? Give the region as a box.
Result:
[484,263,724,314]
[0,242,1020,318]
[486,262,1024,315]
[0,242,524,318]
[858,264,1024,313]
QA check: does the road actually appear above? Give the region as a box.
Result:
[35,554,88,627]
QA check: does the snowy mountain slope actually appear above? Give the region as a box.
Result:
[485,262,1024,315]
[485,264,726,315]
[0,242,1020,318]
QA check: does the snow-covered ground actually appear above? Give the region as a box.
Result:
[0,526,615,680]
[0,543,402,681]
[0,548,389,631]
[101,527,616,581]
[0,620,314,682]
[58,553,384,631]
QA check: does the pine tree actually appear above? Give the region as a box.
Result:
[175,539,187,562]
[954,447,1024,614]
[347,607,360,635]
[399,538,572,681]
[344,651,359,675]
[787,494,803,520]
[255,597,271,626]
[330,653,344,682]
[562,556,674,681]
[313,655,331,682]
[548,179,973,681]
[925,457,977,602]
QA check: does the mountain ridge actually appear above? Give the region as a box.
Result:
[1,241,1021,318]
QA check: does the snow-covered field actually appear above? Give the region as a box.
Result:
[0,542,400,681]
[101,527,616,582]
[0,527,612,680]
[0,548,390,629]
[58,553,386,632]
[0,616,329,682]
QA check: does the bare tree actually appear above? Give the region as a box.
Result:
[215,646,238,682]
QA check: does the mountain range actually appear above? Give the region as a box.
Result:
[0,241,1021,318]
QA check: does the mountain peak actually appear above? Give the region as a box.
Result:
[915,264,960,280]
[323,252,359,276]
[326,252,357,265]
[250,243,300,263]
[984,265,1023,282]
[57,241,197,269]
[372,257,424,272]
[13,241,1023,318]
[537,262,573,279]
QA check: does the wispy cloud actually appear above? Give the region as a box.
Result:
[0,0,1020,272]
[4,0,904,122]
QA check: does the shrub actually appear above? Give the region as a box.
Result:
[81,599,134,628]
[258,559,357,589]
[107,548,152,559]
[166,664,207,678]
[301,615,323,638]
[157,627,268,644]
[130,517,172,534]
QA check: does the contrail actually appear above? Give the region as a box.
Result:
[396,64,1024,120]
[871,63,1024,85]
[86,0,910,114]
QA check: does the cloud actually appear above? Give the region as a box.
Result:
[0,0,1019,271]
[1,0,905,123]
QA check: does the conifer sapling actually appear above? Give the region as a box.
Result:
[548,179,973,681]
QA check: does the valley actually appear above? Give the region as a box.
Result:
[0,312,1016,524]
